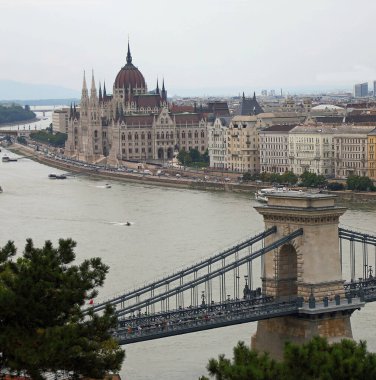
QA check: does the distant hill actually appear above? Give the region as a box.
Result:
[0,80,80,101]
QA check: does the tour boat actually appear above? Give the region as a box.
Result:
[2,155,18,162]
[255,187,302,203]
[48,174,67,179]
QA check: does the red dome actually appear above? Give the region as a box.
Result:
[114,63,146,89]
[114,43,146,90]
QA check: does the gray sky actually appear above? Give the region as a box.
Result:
[1,0,376,96]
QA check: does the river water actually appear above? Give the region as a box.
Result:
[1,148,376,380]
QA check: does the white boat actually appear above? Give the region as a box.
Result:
[255,187,302,203]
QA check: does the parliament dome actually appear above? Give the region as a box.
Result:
[114,43,146,90]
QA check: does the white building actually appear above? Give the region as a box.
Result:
[288,125,335,177]
[52,108,70,133]
[333,125,375,178]
[259,125,296,173]
[207,117,231,169]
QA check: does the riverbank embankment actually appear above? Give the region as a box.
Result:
[7,143,376,202]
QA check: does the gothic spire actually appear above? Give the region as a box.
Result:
[156,78,160,95]
[82,71,88,98]
[253,91,256,100]
[242,91,245,99]
[103,81,107,97]
[99,81,102,101]
[69,102,73,119]
[90,70,97,101]
[126,40,132,65]
[161,78,167,101]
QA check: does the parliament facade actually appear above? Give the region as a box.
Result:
[65,43,208,164]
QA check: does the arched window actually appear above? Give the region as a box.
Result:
[148,132,151,139]
[166,132,169,139]
[194,131,198,138]
[161,132,164,139]
[135,133,139,140]
[188,131,192,138]
[128,133,132,140]
[201,131,205,138]
[157,133,160,139]
[182,131,186,138]
[121,133,125,141]
[141,132,145,140]
[170,132,173,139]
[94,130,98,138]
[160,118,164,124]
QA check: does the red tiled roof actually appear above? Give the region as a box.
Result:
[170,104,194,113]
[136,95,161,108]
[123,115,154,125]
[174,113,201,125]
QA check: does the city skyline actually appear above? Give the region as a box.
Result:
[1,0,376,97]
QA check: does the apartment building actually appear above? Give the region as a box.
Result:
[368,129,376,180]
[259,125,296,173]
[207,117,231,169]
[226,116,260,173]
[333,126,375,178]
[288,125,335,176]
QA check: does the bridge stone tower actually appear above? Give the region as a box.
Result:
[252,192,353,359]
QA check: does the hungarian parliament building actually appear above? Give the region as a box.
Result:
[65,43,228,164]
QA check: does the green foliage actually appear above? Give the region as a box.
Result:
[200,337,376,380]
[347,175,376,192]
[242,172,252,182]
[0,104,36,124]
[0,239,125,379]
[30,130,67,148]
[16,136,27,145]
[280,171,298,185]
[299,171,327,188]
[327,182,345,191]
[177,148,209,166]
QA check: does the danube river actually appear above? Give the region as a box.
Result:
[1,148,376,379]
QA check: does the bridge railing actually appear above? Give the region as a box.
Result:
[339,227,376,283]
[87,226,277,314]
[114,228,303,318]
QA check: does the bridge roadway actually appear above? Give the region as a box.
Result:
[114,292,366,344]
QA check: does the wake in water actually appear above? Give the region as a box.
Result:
[108,221,134,226]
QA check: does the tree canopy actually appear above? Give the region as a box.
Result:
[200,337,376,380]
[299,171,327,188]
[30,130,67,148]
[347,175,376,192]
[0,104,36,124]
[0,239,125,379]
[177,148,209,167]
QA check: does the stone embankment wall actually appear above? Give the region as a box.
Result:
[8,144,376,202]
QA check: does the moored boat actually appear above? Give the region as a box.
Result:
[2,155,18,162]
[255,186,301,203]
[49,174,67,179]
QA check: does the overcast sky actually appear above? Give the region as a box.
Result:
[1,0,376,96]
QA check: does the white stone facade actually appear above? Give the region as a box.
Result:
[288,125,335,176]
[207,117,230,169]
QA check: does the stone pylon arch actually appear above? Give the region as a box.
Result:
[252,192,353,359]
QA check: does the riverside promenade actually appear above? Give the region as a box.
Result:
[7,143,376,202]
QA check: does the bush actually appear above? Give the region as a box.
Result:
[347,175,376,192]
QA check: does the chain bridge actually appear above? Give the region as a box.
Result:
[87,192,376,358]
